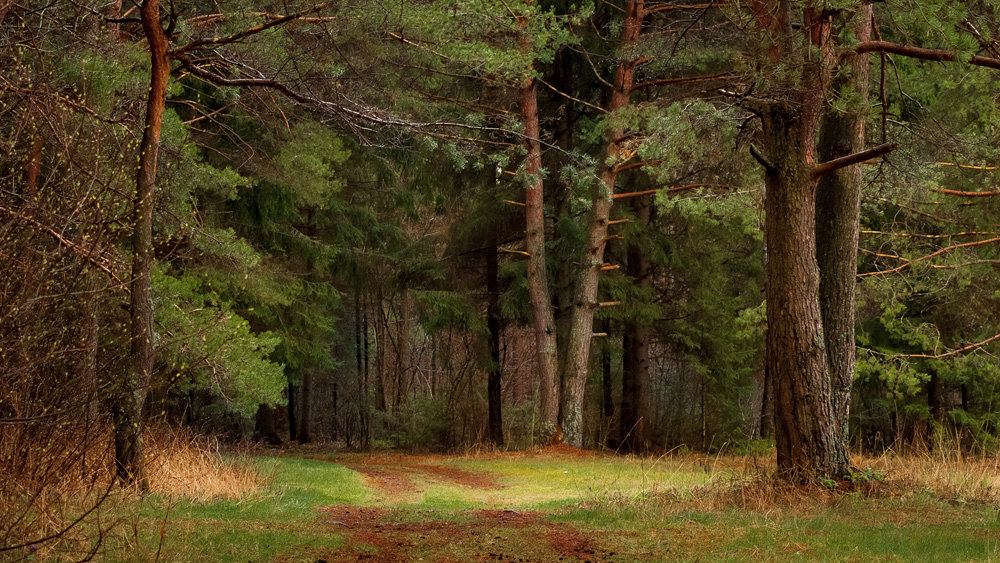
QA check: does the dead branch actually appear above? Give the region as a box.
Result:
[812,143,895,178]
[858,236,1000,278]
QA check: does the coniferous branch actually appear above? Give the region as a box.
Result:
[854,41,1000,70]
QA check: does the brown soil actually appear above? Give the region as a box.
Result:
[307,454,613,561]
[340,464,418,497]
[404,461,499,489]
[539,442,598,458]
[336,453,500,498]
[315,506,615,562]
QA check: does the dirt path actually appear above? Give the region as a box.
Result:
[334,453,500,502]
[315,506,613,562]
[309,454,614,561]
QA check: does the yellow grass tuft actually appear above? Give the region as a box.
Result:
[143,426,273,502]
[855,447,1000,504]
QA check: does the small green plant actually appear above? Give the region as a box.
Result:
[848,467,886,484]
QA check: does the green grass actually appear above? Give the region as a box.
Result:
[447,454,717,509]
[98,452,1000,562]
[104,458,366,562]
[551,490,1000,561]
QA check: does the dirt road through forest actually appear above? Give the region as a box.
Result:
[311,453,617,562]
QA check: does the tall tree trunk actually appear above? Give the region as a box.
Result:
[373,295,385,416]
[519,74,560,431]
[486,240,504,447]
[115,0,169,488]
[761,101,849,480]
[620,193,651,452]
[816,5,873,452]
[558,0,642,447]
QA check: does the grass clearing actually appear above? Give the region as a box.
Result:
[94,448,1000,561]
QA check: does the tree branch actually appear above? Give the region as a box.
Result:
[812,143,895,178]
[858,236,1000,278]
[0,206,126,290]
[172,2,333,57]
[895,333,1000,359]
[854,41,1000,70]
[750,143,776,175]
[933,188,1000,198]
[630,71,733,92]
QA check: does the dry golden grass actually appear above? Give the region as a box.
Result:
[143,426,273,502]
[2,424,275,560]
[856,447,1000,503]
[577,444,1000,517]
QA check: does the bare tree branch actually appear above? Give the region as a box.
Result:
[812,143,895,178]
[854,41,1000,70]
[172,2,333,57]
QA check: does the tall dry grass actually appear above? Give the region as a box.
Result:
[855,447,1000,504]
[580,444,1000,518]
[1,424,272,561]
[143,426,273,502]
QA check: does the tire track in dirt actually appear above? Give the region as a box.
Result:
[335,454,500,502]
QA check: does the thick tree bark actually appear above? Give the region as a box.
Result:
[558,0,642,447]
[373,295,385,416]
[519,76,560,430]
[486,242,504,447]
[354,291,366,446]
[750,1,867,481]
[115,0,169,488]
[816,6,872,448]
[762,101,850,480]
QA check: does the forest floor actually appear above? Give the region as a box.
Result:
[108,446,1000,562]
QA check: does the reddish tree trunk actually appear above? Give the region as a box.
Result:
[116,0,170,489]
[558,0,642,447]
[519,75,560,431]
